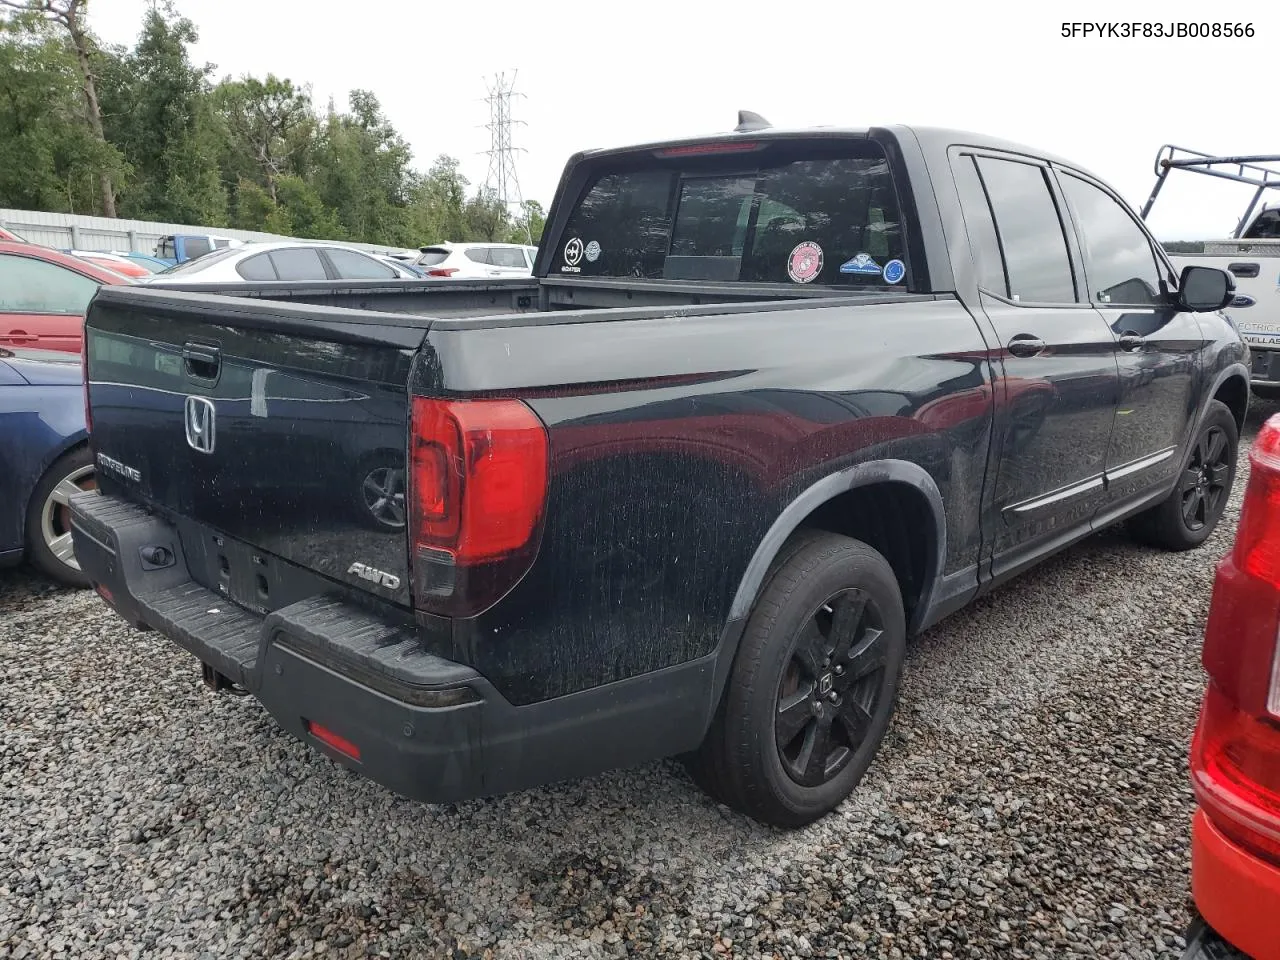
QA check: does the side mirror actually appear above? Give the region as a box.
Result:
[1177,265,1235,312]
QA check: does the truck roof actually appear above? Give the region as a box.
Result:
[576,123,1103,182]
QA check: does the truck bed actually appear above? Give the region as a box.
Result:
[142,275,911,323]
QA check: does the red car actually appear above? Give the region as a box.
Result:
[0,241,129,354]
[1186,412,1280,959]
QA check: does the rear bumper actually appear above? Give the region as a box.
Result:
[1190,808,1280,960]
[68,491,716,804]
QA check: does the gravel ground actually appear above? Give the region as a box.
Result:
[2,399,1275,960]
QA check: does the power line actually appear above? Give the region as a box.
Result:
[481,70,530,243]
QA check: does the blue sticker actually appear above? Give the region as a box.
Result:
[839,253,882,275]
[882,259,906,284]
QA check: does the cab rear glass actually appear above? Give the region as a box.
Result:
[552,140,911,288]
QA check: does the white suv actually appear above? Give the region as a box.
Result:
[414,242,538,279]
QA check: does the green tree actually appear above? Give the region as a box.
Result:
[510,199,545,244]
[0,20,125,213]
[0,0,121,215]
[214,74,311,203]
[98,3,225,224]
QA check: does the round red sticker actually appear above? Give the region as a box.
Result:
[787,242,823,283]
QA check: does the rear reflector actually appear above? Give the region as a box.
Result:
[427,267,459,277]
[305,720,361,762]
[95,584,113,605]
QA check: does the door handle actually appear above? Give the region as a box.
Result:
[182,342,221,382]
[6,330,36,344]
[1007,335,1047,358]
[1118,334,1146,352]
[1229,262,1260,279]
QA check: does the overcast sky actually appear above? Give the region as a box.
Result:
[89,0,1276,241]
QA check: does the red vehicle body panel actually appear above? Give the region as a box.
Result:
[74,254,151,279]
[0,242,127,354]
[1192,810,1280,960]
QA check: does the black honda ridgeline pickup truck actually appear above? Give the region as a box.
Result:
[71,116,1249,828]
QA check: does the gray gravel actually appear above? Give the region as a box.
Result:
[3,398,1274,960]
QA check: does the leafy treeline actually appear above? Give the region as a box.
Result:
[0,0,544,247]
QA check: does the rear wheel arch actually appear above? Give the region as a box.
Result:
[710,461,946,713]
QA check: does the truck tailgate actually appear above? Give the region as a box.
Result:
[84,287,427,610]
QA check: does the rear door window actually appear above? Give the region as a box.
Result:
[269,247,328,281]
[975,157,1078,304]
[489,247,527,268]
[552,141,910,288]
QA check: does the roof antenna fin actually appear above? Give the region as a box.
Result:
[735,110,771,133]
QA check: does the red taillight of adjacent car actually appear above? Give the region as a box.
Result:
[426,267,459,278]
[408,396,548,617]
[1191,413,1280,867]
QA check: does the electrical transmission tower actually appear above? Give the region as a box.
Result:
[482,71,530,242]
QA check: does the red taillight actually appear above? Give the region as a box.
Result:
[408,396,548,617]
[1194,413,1280,866]
[305,719,361,762]
[1192,684,1280,865]
[426,267,458,277]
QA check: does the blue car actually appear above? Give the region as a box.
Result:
[0,346,93,587]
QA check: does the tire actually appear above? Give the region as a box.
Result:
[24,444,96,588]
[1129,399,1238,551]
[685,530,906,828]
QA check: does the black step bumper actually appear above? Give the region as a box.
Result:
[1182,917,1249,959]
[68,491,716,804]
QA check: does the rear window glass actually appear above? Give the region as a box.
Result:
[553,142,910,288]
[184,237,213,259]
[416,249,450,266]
[1244,208,1280,240]
[235,252,277,280]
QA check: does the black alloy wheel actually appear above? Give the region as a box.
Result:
[1179,424,1231,532]
[776,588,889,787]
[684,531,906,828]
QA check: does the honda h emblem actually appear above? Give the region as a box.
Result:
[184,396,216,454]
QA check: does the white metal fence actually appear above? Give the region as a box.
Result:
[0,208,417,258]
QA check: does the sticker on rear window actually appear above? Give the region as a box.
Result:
[839,253,882,276]
[562,237,584,274]
[788,242,824,283]
[585,240,601,263]
[882,259,906,284]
